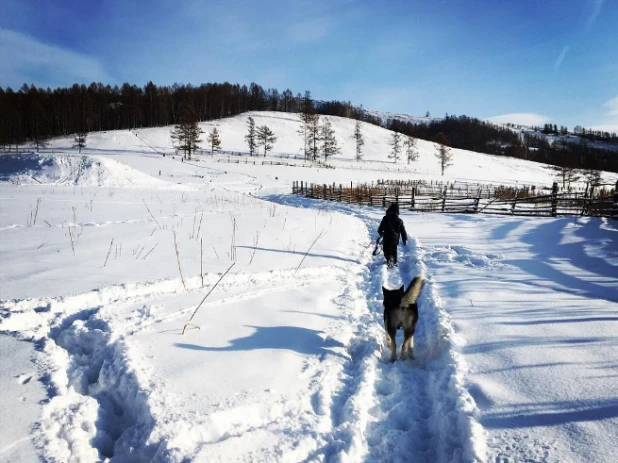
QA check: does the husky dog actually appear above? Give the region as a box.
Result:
[382,275,425,362]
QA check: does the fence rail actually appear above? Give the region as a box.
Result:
[291,180,618,218]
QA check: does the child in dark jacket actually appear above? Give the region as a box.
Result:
[377,203,407,267]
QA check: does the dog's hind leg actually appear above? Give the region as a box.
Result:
[402,328,415,360]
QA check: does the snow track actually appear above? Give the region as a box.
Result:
[266,194,486,462]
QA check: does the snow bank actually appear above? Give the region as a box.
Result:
[0,153,174,188]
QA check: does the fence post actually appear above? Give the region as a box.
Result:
[551,182,558,217]
[311,183,314,198]
[474,187,482,213]
[581,183,588,216]
[301,181,304,194]
[441,185,448,212]
[613,181,618,219]
[511,186,519,214]
[411,187,416,210]
[339,184,342,202]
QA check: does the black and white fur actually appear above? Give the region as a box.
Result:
[382,275,425,362]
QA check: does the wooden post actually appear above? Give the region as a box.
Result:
[441,185,448,212]
[613,181,618,219]
[301,181,304,194]
[551,182,558,217]
[411,187,416,210]
[581,183,589,216]
[511,186,519,214]
[339,184,343,202]
[474,187,482,213]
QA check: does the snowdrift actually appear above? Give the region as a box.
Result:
[0,153,173,187]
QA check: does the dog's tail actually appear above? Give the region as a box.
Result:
[402,274,425,305]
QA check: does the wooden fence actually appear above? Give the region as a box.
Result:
[291,180,618,218]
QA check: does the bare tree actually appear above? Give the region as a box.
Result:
[245,116,257,156]
[389,132,402,162]
[73,130,88,153]
[319,118,340,161]
[171,106,203,160]
[434,132,453,176]
[405,136,418,163]
[208,127,222,153]
[33,133,50,152]
[256,125,277,156]
[353,120,364,161]
[307,113,320,161]
[298,90,316,159]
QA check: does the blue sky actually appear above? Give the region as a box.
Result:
[1,0,617,131]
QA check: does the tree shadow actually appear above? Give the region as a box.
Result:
[482,398,618,429]
[175,325,346,359]
[234,245,359,264]
[505,218,618,303]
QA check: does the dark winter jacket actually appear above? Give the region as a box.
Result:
[378,204,407,248]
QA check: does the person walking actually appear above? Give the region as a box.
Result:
[377,203,407,267]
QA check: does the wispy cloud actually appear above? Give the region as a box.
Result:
[585,0,605,30]
[486,113,549,127]
[0,29,114,88]
[554,45,570,70]
[287,17,332,44]
[588,96,618,133]
[603,96,618,117]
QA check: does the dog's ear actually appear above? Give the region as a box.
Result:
[382,286,388,296]
[399,285,404,293]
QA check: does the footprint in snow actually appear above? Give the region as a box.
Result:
[16,374,32,385]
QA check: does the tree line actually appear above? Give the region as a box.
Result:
[1,81,617,174]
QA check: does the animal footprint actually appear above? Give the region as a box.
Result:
[16,374,32,385]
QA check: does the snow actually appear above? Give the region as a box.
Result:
[1,111,618,463]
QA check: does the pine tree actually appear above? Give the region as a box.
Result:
[353,120,364,161]
[208,127,222,153]
[171,106,203,160]
[245,116,257,156]
[389,132,402,162]
[73,130,88,153]
[256,125,277,156]
[404,136,418,163]
[319,118,340,161]
[434,132,453,176]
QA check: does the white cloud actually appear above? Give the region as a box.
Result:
[486,113,550,127]
[0,29,114,88]
[587,123,618,133]
[554,45,570,70]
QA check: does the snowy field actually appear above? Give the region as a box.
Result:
[1,112,618,463]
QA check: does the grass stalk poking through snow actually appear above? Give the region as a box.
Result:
[103,238,114,267]
[181,262,235,335]
[173,231,187,290]
[296,231,325,272]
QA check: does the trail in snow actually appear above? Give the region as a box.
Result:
[267,194,485,462]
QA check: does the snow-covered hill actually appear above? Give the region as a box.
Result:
[38,111,617,189]
[1,112,618,463]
